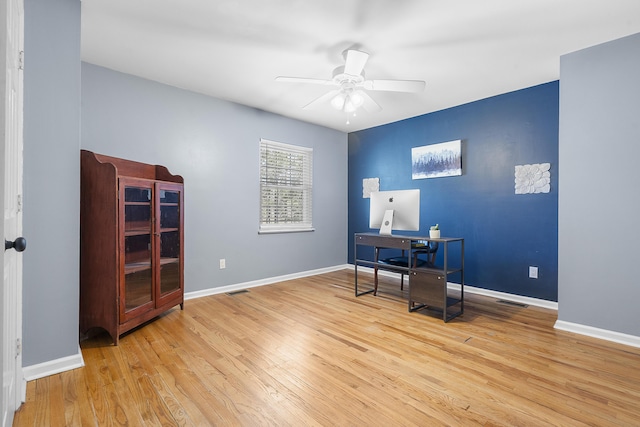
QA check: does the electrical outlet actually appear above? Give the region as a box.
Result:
[219,259,226,269]
[529,266,538,279]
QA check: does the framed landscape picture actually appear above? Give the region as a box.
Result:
[411,140,462,179]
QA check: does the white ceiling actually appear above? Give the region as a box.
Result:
[81,0,640,132]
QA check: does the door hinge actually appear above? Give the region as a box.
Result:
[18,51,24,70]
[16,338,21,357]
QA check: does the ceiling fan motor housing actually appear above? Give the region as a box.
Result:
[332,65,365,86]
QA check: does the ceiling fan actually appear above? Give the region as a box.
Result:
[276,49,425,114]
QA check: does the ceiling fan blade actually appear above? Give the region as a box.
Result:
[275,76,335,86]
[343,50,369,76]
[302,89,341,110]
[360,91,382,113]
[363,79,426,93]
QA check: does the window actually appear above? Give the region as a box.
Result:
[259,139,313,233]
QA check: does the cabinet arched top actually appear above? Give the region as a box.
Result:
[81,149,183,184]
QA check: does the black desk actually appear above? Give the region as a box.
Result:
[354,232,464,322]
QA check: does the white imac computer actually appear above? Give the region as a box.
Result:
[369,189,420,235]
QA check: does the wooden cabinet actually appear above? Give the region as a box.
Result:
[80,150,184,344]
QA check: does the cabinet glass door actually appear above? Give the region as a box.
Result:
[157,184,183,300]
[122,181,154,317]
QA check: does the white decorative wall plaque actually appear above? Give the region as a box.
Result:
[362,177,379,198]
[515,163,551,194]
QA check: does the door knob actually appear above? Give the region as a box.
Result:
[5,237,26,252]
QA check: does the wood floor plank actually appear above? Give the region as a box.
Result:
[13,269,640,426]
[144,372,197,427]
[32,377,50,426]
[149,366,211,426]
[67,368,97,427]
[136,373,185,426]
[83,356,111,425]
[47,374,66,426]
[60,368,81,426]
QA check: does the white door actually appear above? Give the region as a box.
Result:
[1,0,25,425]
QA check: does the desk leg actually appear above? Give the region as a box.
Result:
[374,247,379,296]
[354,261,358,296]
[354,240,374,297]
[354,238,359,296]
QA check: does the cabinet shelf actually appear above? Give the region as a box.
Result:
[125,257,179,275]
[160,227,179,233]
[124,229,151,237]
[124,261,151,275]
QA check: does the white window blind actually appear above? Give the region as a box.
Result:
[259,139,314,233]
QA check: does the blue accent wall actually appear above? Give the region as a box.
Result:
[348,82,559,301]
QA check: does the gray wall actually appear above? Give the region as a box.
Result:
[23,0,81,366]
[22,0,346,369]
[558,33,640,335]
[81,63,348,293]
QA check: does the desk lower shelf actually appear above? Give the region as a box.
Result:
[355,258,462,280]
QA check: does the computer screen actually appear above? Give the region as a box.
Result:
[369,189,420,235]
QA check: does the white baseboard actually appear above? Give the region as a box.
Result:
[355,265,558,310]
[456,284,558,310]
[22,346,85,381]
[554,320,640,349]
[22,265,350,382]
[355,265,640,348]
[27,264,637,382]
[185,264,351,300]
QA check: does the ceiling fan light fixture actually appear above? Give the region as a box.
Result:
[350,91,364,108]
[330,92,346,110]
[344,98,357,113]
[332,89,364,113]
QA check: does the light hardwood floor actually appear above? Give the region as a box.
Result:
[14,269,640,426]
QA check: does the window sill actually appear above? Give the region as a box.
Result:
[258,227,315,235]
